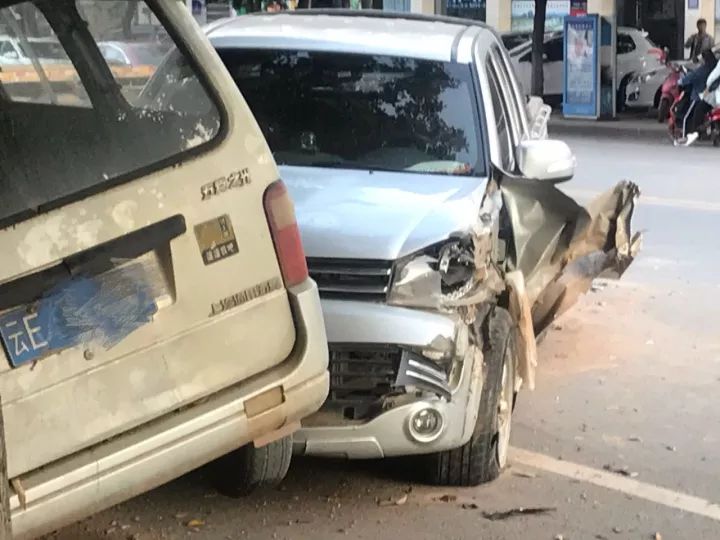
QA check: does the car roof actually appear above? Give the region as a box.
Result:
[206,10,496,63]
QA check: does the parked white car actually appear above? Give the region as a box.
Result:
[627,44,720,113]
[508,27,665,106]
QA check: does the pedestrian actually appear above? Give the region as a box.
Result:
[682,51,720,147]
[685,19,715,62]
[675,49,718,144]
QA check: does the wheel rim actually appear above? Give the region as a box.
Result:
[496,352,513,468]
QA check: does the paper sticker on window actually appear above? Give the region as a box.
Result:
[194,215,239,266]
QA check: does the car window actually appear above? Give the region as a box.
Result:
[545,38,564,62]
[519,38,563,63]
[213,48,485,177]
[490,46,526,144]
[0,0,221,227]
[486,60,515,172]
[617,34,636,55]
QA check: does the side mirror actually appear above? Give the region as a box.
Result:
[517,139,576,182]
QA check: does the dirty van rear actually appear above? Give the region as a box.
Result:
[0,1,328,537]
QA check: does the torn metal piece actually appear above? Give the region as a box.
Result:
[501,179,642,335]
[506,271,537,391]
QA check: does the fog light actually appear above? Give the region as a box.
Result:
[408,407,444,443]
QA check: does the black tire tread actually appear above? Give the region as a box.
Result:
[426,307,515,487]
[215,436,292,497]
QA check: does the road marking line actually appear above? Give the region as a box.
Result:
[510,447,720,522]
[563,189,720,213]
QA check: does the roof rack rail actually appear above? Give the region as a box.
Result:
[249,8,493,32]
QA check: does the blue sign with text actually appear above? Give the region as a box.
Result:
[563,15,600,118]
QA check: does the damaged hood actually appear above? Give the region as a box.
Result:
[282,166,488,260]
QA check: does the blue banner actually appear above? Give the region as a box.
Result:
[563,15,600,118]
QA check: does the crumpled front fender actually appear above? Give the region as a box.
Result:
[501,178,642,334]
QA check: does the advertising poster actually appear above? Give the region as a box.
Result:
[570,0,587,15]
[563,15,599,118]
[511,0,570,32]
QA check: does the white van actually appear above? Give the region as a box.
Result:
[0,1,328,538]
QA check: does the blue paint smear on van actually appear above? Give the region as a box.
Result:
[0,263,157,367]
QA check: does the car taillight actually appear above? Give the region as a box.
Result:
[649,47,665,63]
[263,180,309,288]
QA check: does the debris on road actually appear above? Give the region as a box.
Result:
[481,507,556,521]
[378,494,408,507]
[603,464,639,478]
[186,519,205,528]
[512,470,539,479]
[653,533,663,540]
[434,494,458,503]
[628,436,643,443]
[665,445,677,452]
[461,503,480,510]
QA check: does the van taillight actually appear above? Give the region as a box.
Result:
[263,180,309,288]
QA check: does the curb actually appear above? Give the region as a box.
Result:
[548,121,671,144]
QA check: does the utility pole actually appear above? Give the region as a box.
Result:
[0,399,12,539]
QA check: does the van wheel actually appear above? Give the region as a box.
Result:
[214,436,293,497]
[423,308,518,486]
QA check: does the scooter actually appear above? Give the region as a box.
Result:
[658,63,688,123]
[668,89,720,146]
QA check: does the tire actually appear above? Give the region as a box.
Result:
[617,77,630,113]
[658,97,671,123]
[213,436,293,497]
[423,308,518,486]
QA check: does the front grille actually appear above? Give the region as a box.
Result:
[307,258,393,301]
[329,346,402,405]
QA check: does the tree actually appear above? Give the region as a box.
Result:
[530,0,548,96]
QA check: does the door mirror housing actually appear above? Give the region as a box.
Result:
[517,139,576,182]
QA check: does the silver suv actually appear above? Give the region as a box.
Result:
[208,11,640,485]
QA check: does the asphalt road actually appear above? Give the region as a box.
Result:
[48,135,720,540]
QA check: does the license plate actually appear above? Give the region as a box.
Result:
[0,268,158,368]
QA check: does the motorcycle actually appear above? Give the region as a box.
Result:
[668,88,720,146]
[658,63,688,123]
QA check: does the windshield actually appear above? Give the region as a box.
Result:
[216,49,485,176]
[0,0,220,227]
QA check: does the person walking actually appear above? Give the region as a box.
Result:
[685,19,715,62]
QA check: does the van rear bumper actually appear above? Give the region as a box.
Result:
[10,279,329,540]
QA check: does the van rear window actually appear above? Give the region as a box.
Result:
[0,0,221,228]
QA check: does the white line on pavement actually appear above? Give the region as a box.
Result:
[511,447,720,522]
[562,190,720,213]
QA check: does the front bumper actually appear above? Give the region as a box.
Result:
[10,279,329,540]
[294,299,484,459]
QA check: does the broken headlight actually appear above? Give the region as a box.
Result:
[386,237,477,310]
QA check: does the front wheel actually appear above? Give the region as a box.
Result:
[423,308,518,486]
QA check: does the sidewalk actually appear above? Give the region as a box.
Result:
[549,113,670,143]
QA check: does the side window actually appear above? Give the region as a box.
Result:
[545,38,564,62]
[486,61,515,172]
[617,34,636,55]
[490,47,527,141]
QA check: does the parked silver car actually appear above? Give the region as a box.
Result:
[207,11,641,486]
